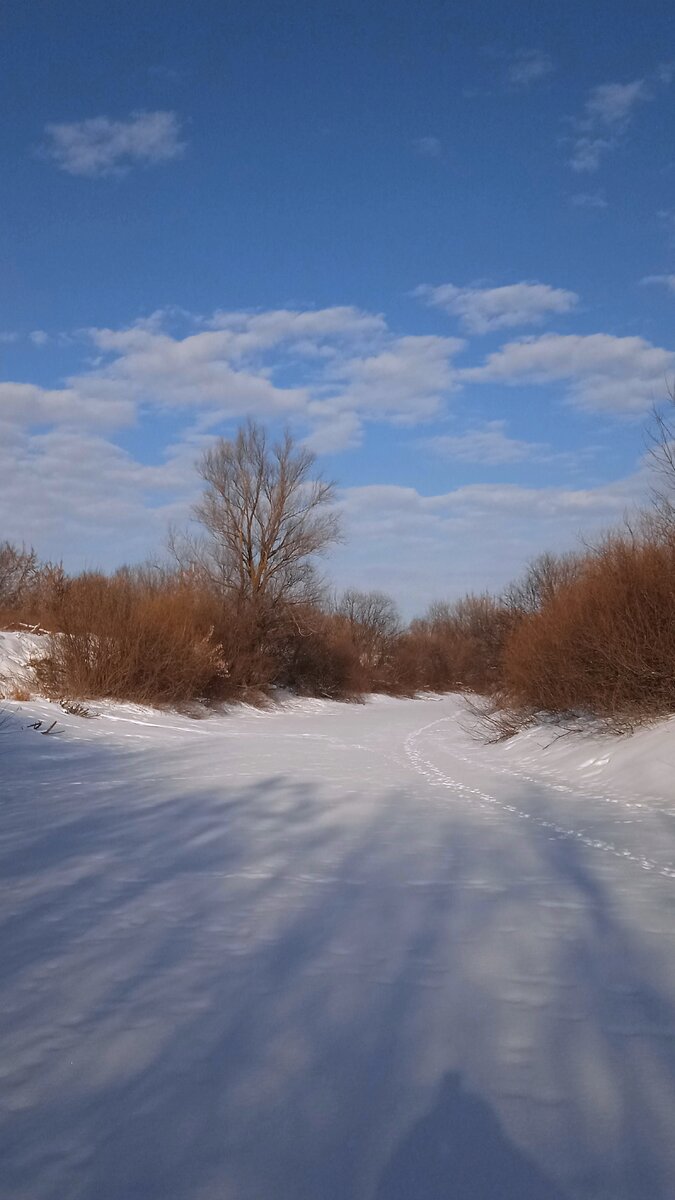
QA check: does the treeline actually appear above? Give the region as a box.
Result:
[1,413,674,732]
[2,516,674,730]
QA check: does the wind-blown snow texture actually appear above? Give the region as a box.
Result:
[2,632,675,1199]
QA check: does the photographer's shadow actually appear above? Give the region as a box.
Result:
[376,1073,566,1200]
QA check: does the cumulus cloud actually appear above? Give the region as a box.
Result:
[412,136,443,158]
[81,312,465,451]
[0,380,135,429]
[506,49,554,88]
[333,472,645,613]
[0,305,464,461]
[416,281,578,334]
[0,301,663,610]
[462,332,674,413]
[323,335,464,418]
[585,80,648,127]
[40,110,185,177]
[568,76,665,172]
[570,191,608,210]
[0,423,199,568]
[421,421,547,465]
[641,274,675,293]
[205,306,388,355]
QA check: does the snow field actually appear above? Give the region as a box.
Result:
[1,630,675,1198]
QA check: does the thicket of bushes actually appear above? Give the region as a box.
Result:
[498,523,675,728]
[2,512,675,733]
[3,403,675,731]
[2,516,674,732]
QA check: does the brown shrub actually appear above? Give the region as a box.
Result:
[500,528,675,724]
[272,608,366,700]
[409,594,513,694]
[32,573,232,706]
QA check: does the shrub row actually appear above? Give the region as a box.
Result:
[3,517,674,730]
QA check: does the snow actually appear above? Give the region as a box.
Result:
[0,628,46,696]
[1,630,675,1199]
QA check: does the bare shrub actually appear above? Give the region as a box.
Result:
[32,573,231,706]
[410,594,513,693]
[500,527,675,725]
[274,608,366,700]
[334,589,402,689]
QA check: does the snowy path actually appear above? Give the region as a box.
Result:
[2,693,675,1199]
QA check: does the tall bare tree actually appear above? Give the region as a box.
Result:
[191,420,341,608]
[647,392,675,532]
[0,542,39,608]
[502,551,583,616]
[334,587,401,676]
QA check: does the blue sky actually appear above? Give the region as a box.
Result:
[2,0,675,613]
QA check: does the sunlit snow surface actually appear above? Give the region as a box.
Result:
[2,630,675,1199]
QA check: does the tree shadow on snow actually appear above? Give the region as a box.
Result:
[2,720,675,1200]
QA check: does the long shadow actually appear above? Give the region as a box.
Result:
[376,1071,565,1200]
[2,717,675,1199]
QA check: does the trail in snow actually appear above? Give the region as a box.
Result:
[1,683,675,1200]
[404,717,675,879]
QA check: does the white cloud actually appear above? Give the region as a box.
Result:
[570,191,608,210]
[0,413,645,612]
[568,76,664,172]
[422,421,547,465]
[585,80,648,127]
[641,274,675,293]
[462,332,675,413]
[40,111,185,177]
[0,302,663,612]
[568,137,615,173]
[303,411,363,455]
[333,472,645,613]
[80,313,465,452]
[417,281,578,334]
[506,49,554,88]
[318,335,464,433]
[0,332,18,344]
[0,423,199,568]
[30,330,49,347]
[205,306,387,354]
[412,136,443,158]
[0,306,463,458]
[0,380,135,429]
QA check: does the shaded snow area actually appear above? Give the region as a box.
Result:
[2,675,675,1197]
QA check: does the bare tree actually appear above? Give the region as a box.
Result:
[0,543,39,608]
[502,551,583,616]
[646,391,675,534]
[189,420,341,609]
[336,589,400,636]
[335,588,401,667]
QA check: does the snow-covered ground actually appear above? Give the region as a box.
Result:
[0,628,45,696]
[2,630,675,1199]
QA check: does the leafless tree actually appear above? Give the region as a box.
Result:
[502,551,583,616]
[0,542,39,608]
[187,420,341,610]
[335,588,401,666]
[646,390,675,535]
